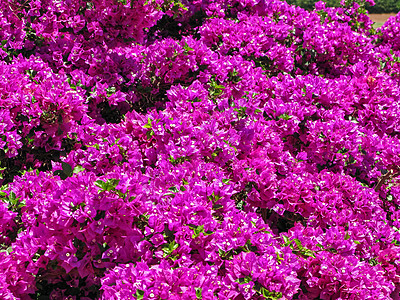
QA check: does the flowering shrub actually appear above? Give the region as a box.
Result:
[1,0,400,299]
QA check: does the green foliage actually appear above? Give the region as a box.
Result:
[169,155,191,165]
[95,178,120,192]
[195,287,203,299]
[2,191,25,211]
[134,289,145,300]
[208,76,225,99]
[278,113,292,120]
[258,287,283,299]
[162,240,179,257]
[282,235,316,258]
[367,0,399,13]
[53,162,79,180]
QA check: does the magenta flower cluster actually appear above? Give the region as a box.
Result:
[1,0,400,299]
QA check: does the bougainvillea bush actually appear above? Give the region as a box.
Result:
[1,0,400,299]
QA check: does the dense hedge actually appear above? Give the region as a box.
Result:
[1,0,400,299]
[284,0,400,13]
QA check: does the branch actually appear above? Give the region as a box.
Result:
[374,170,400,192]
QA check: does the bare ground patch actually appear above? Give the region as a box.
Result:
[369,13,397,24]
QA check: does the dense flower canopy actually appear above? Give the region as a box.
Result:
[1,0,400,299]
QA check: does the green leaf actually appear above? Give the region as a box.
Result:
[338,147,349,154]
[54,162,75,180]
[0,246,13,254]
[70,202,86,212]
[95,179,120,192]
[222,178,232,184]
[208,78,225,98]
[236,276,252,284]
[17,200,26,209]
[276,252,284,263]
[135,289,144,300]
[191,97,202,103]
[169,155,191,165]
[303,249,316,258]
[143,117,153,129]
[236,199,245,210]
[195,287,202,299]
[168,186,179,193]
[218,249,225,257]
[62,162,73,177]
[184,42,194,52]
[73,165,85,174]
[228,69,241,83]
[146,130,154,140]
[194,225,204,236]
[163,241,179,257]
[107,179,120,191]
[54,169,68,180]
[95,180,106,190]
[212,204,223,210]
[282,235,290,246]
[293,238,303,249]
[259,287,283,299]
[210,191,221,202]
[189,224,205,238]
[277,113,292,120]
[223,139,237,153]
[9,192,17,206]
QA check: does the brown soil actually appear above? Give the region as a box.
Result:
[369,13,397,24]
